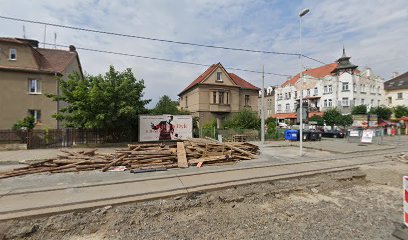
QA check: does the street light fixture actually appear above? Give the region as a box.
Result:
[298,8,310,156]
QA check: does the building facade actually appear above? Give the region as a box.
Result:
[258,86,276,119]
[273,48,384,123]
[384,72,408,108]
[178,63,259,127]
[0,38,83,129]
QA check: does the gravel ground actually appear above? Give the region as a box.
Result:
[0,160,406,240]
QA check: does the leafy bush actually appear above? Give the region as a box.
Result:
[308,115,324,125]
[394,105,408,118]
[12,116,35,130]
[223,109,260,130]
[351,105,367,115]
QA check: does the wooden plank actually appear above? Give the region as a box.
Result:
[102,155,126,172]
[188,155,229,164]
[177,142,188,168]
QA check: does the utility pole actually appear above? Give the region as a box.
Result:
[261,64,265,145]
[43,24,47,48]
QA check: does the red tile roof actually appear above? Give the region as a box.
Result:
[272,113,297,119]
[282,63,338,87]
[178,63,259,95]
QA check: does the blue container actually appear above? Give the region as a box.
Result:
[285,130,298,141]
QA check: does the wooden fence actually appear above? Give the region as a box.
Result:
[0,129,137,149]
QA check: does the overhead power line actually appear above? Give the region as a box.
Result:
[45,43,292,77]
[0,15,326,65]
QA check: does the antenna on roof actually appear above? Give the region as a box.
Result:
[22,25,26,38]
[54,32,57,49]
[43,24,47,48]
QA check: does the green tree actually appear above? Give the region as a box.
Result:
[337,114,353,127]
[351,105,367,115]
[224,108,260,130]
[369,106,392,120]
[308,115,324,125]
[394,105,408,118]
[12,116,35,130]
[47,66,150,131]
[151,95,190,115]
[323,108,342,126]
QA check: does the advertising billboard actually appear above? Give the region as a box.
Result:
[139,115,193,142]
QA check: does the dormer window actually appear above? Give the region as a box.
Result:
[216,72,222,82]
[9,49,17,60]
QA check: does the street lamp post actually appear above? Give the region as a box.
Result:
[298,8,310,156]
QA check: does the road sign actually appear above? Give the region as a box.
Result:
[404,176,408,227]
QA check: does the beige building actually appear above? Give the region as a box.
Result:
[384,72,408,108]
[0,38,83,129]
[258,86,276,119]
[178,63,259,127]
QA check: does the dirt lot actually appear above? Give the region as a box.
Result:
[0,160,406,240]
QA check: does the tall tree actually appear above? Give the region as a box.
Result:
[308,115,324,126]
[351,105,367,115]
[47,66,150,131]
[323,108,342,126]
[369,106,392,120]
[151,95,188,115]
[394,105,408,118]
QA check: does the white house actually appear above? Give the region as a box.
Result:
[273,48,385,123]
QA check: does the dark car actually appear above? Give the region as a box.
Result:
[322,130,345,138]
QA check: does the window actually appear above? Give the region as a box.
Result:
[285,93,288,99]
[342,97,349,106]
[371,99,374,106]
[245,95,250,106]
[285,103,290,112]
[342,82,349,91]
[353,83,356,92]
[185,96,188,107]
[314,87,318,95]
[213,92,217,104]
[388,97,392,104]
[9,49,17,60]
[361,98,365,105]
[328,85,332,93]
[397,92,403,99]
[324,99,328,107]
[306,89,310,96]
[226,92,229,104]
[324,86,328,94]
[28,79,41,94]
[328,99,332,107]
[361,84,366,93]
[294,91,297,99]
[219,92,225,104]
[28,110,41,123]
[216,72,222,81]
[277,104,282,112]
[288,92,291,99]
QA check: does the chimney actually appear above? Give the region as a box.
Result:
[69,45,76,52]
[392,72,399,79]
[365,67,372,77]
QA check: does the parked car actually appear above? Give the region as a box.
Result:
[278,122,288,128]
[321,130,345,138]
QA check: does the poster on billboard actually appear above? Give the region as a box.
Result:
[139,115,193,142]
[352,115,368,128]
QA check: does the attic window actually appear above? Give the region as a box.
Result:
[216,72,222,82]
[9,49,17,60]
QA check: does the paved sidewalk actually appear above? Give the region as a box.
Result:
[0,153,391,220]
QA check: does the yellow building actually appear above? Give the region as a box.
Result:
[0,38,83,129]
[178,63,259,127]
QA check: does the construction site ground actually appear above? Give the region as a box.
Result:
[0,136,407,239]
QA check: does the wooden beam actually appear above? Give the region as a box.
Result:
[177,142,188,168]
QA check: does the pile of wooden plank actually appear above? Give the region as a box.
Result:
[0,138,259,179]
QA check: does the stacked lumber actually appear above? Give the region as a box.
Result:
[0,138,259,179]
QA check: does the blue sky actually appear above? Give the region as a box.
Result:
[1,0,407,107]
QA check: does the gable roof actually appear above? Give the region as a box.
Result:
[0,37,82,75]
[384,72,408,90]
[282,63,338,87]
[178,63,259,95]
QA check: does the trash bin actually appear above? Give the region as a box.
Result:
[284,130,298,141]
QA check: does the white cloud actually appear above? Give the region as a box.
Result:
[0,0,407,107]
